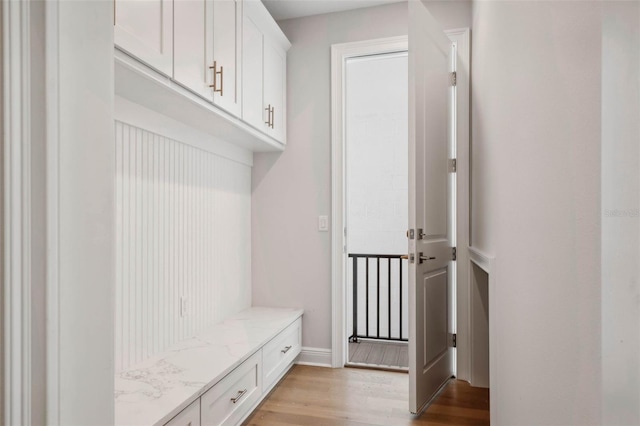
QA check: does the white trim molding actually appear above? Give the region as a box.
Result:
[3,0,33,423]
[468,247,495,275]
[44,0,60,422]
[331,36,408,368]
[296,347,333,368]
[468,245,497,424]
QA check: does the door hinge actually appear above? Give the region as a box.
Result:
[450,71,457,87]
[452,247,457,261]
[452,333,457,348]
[449,158,457,173]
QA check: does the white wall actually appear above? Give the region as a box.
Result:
[471,2,602,424]
[252,0,472,353]
[114,117,252,373]
[601,2,640,424]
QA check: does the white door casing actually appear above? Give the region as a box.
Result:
[408,0,455,414]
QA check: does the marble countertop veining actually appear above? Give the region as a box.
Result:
[114,307,304,426]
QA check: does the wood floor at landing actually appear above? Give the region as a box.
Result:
[244,365,490,425]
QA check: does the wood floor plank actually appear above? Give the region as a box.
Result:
[244,365,490,426]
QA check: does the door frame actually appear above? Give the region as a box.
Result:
[330,29,470,371]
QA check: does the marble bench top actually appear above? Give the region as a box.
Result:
[114,307,304,426]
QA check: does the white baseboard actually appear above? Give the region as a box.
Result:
[296,347,332,368]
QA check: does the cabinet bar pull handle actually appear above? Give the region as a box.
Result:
[270,106,275,129]
[219,65,224,96]
[281,345,292,354]
[265,104,272,126]
[209,61,222,95]
[230,388,247,404]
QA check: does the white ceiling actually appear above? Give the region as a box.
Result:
[262,0,406,21]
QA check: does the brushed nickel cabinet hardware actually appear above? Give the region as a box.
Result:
[209,61,223,95]
[270,106,275,129]
[218,64,224,96]
[281,345,292,354]
[265,104,272,126]
[264,105,275,128]
[230,388,247,404]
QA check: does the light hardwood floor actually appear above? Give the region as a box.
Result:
[244,365,490,425]
[348,341,408,370]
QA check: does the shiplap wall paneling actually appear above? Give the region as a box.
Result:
[115,121,251,373]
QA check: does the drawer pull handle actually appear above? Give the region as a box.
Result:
[281,345,292,354]
[230,388,247,404]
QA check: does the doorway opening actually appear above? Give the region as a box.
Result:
[330,25,474,416]
[344,51,409,371]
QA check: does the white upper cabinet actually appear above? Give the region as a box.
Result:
[173,0,242,117]
[115,0,289,150]
[263,39,286,143]
[212,0,243,117]
[115,0,173,76]
[242,11,265,132]
[242,0,290,144]
[173,0,211,98]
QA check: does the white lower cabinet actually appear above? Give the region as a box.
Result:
[200,351,262,426]
[262,318,301,391]
[165,399,201,426]
[159,316,302,426]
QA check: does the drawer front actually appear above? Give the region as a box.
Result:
[262,318,302,390]
[201,351,262,426]
[165,399,200,426]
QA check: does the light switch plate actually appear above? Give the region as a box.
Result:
[318,215,329,232]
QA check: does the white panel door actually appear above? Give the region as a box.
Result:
[115,0,173,75]
[263,39,286,143]
[241,12,265,131]
[408,0,455,415]
[212,0,243,117]
[174,0,214,99]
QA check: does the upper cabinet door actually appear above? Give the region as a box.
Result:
[115,0,173,76]
[174,0,214,99]
[242,12,265,131]
[212,0,243,117]
[263,40,286,143]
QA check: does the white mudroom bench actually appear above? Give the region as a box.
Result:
[115,307,303,425]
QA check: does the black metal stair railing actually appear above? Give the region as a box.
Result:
[348,253,408,342]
